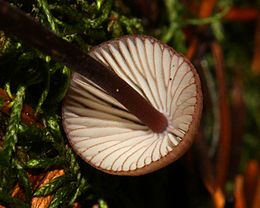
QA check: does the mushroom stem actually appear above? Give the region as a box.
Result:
[0,0,168,133]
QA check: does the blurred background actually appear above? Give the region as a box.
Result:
[0,0,259,207]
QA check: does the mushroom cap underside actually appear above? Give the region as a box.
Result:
[62,35,202,176]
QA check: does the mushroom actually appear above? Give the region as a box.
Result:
[62,35,203,176]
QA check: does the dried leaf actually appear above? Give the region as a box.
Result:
[31,169,64,208]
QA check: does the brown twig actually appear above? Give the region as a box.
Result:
[244,160,259,207]
[225,8,259,22]
[186,38,199,60]
[252,175,260,208]
[191,41,227,208]
[229,72,246,177]
[252,16,260,74]
[198,0,217,18]
[234,175,246,208]
[211,41,231,190]
[212,188,225,208]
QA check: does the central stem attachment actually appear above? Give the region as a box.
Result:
[0,0,168,133]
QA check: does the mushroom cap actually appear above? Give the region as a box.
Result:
[62,35,202,176]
